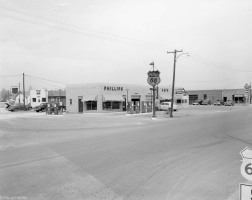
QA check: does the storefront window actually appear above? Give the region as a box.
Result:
[112,102,120,109]
[87,101,97,110]
[103,102,111,110]
[234,96,245,103]
[177,99,182,104]
[103,101,120,110]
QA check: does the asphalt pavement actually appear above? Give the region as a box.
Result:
[0,105,251,200]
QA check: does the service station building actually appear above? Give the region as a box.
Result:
[66,83,189,113]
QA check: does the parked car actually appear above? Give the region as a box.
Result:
[62,105,67,112]
[7,103,32,112]
[214,100,223,106]
[224,100,234,106]
[192,99,203,105]
[202,99,212,105]
[159,102,178,111]
[34,103,47,112]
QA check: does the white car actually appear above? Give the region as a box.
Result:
[159,102,178,111]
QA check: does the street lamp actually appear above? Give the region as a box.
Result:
[177,52,190,60]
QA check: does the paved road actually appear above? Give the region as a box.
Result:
[0,106,251,199]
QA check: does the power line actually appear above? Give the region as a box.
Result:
[0,74,22,78]
[26,76,65,89]
[0,13,169,52]
[0,6,251,73]
[187,56,252,72]
[26,74,67,84]
[0,6,177,50]
[0,8,175,52]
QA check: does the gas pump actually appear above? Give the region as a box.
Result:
[47,103,52,115]
[53,103,58,115]
[135,101,140,113]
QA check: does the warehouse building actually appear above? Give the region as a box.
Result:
[187,89,250,104]
[66,83,189,113]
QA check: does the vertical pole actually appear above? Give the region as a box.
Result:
[170,51,177,118]
[152,86,156,118]
[125,89,129,112]
[23,73,25,109]
[167,50,183,117]
[126,89,128,108]
[249,82,251,104]
[152,62,156,118]
[19,82,20,103]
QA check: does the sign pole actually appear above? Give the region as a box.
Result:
[147,61,160,118]
[153,86,156,118]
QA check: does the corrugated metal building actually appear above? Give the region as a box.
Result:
[187,89,249,104]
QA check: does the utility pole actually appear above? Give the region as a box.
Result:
[23,73,25,109]
[167,49,183,117]
[19,83,20,103]
[249,82,251,104]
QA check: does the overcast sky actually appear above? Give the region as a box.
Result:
[0,0,251,90]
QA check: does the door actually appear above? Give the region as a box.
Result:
[78,96,83,113]
[131,98,140,111]
[123,99,126,111]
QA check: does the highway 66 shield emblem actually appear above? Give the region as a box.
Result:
[240,147,252,181]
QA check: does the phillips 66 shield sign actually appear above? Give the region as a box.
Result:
[147,70,161,87]
[240,147,252,181]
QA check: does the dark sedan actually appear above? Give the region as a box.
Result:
[34,103,47,112]
[7,103,32,111]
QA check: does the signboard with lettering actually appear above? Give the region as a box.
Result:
[147,71,161,87]
[244,84,251,94]
[235,94,244,97]
[104,86,123,91]
[176,88,186,94]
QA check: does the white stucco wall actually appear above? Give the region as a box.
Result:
[30,89,48,107]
